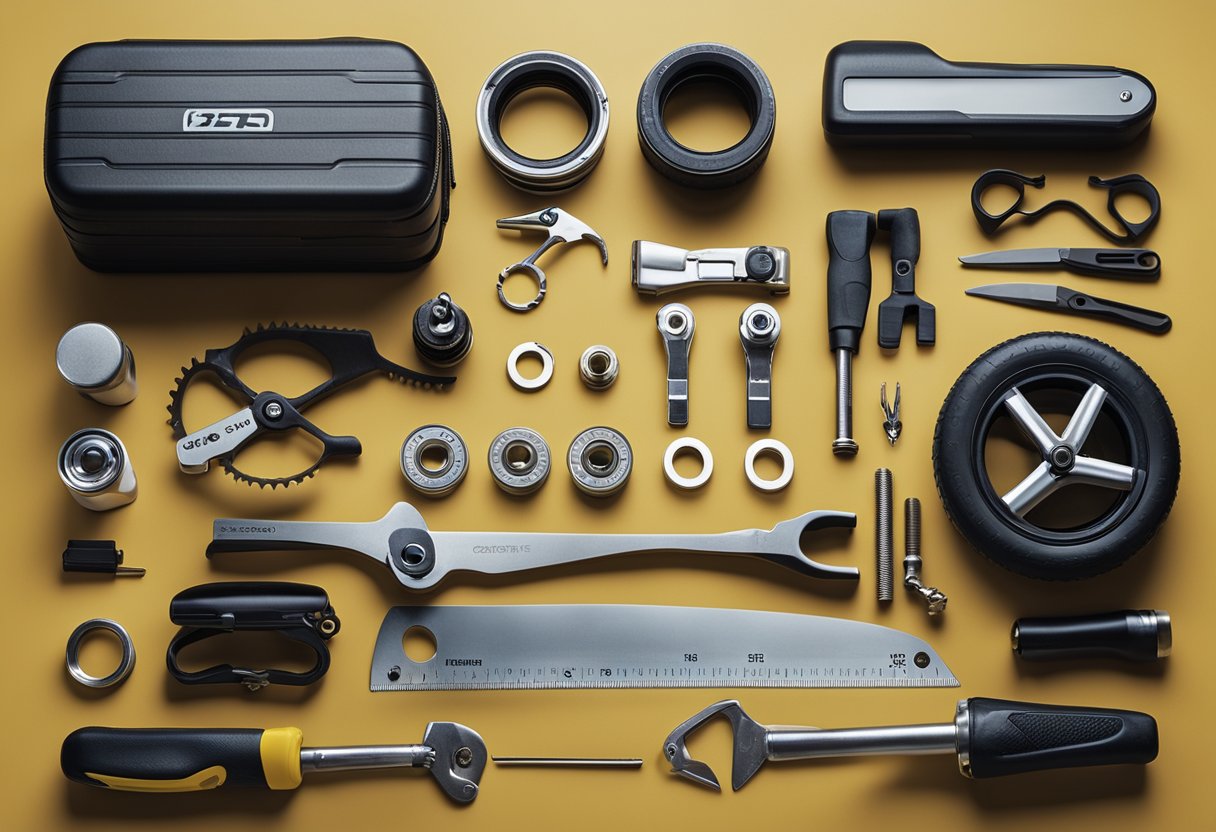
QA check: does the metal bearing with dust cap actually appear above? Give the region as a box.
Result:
[745,438,794,493]
[568,427,633,497]
[579,345,619,390]
[663,437,713,490]
[476,51,610,192]
[507,342,555,391]
[488,427,552,495]
[66,618,135,689]
[400,425,469,497]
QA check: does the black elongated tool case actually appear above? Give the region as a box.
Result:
[45,39,453,272]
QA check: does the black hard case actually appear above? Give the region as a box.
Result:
[45,39,453,272]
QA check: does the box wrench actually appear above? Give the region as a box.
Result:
[207,502,859,590]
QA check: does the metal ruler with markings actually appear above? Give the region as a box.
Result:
[370,605,959,691]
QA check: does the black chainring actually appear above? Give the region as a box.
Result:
[168,323,455,488]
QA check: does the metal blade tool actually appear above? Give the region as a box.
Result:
[208,503,859,591]
[369,605,958,691]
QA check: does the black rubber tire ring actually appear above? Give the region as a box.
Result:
[636,43,776,189]
[932,332,1180,580]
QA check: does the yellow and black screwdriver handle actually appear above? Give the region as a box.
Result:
[62,727,305,792]
[61,722,488,803]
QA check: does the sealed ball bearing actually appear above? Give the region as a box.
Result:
[488,427,552,495]
[637,43,776,189]
[400,425,469,497]
[568,427,633,497]
[477,51,610,192]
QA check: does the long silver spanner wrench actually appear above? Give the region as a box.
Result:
[207,502,858,591]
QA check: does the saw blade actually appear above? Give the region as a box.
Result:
[371,605,959,691]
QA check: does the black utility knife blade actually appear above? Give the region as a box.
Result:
[959,248,1160,279]
[965,283,1171,334]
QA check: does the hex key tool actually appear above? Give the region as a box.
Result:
[208,502,859,591]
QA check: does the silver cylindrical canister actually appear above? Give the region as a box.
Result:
[56,323,138,406]
[58,429,138,511]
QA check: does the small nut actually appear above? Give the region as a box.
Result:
[579,345,619,390]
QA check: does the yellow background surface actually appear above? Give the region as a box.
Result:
[4,1,1214,828]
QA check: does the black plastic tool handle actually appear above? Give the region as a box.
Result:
[1013,610,1170,662]
[62,727,302,791]
[1062,249,1161,279]
[965,698,1157,778]
[826,211,876,352]
[1062,289,1171,333]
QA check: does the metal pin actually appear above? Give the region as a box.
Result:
[492,757,643,768]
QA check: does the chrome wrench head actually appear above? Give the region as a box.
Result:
[423,721,487,804]
[663,700,770,791]
[657,303,695,426]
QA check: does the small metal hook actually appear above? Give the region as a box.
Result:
[881,382,902,445]
[495,207,608,312]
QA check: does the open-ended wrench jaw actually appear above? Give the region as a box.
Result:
[663,700,771,792]
[422,722,487,804]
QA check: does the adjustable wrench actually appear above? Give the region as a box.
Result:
[208,502,859,591]
[63,721,486,803]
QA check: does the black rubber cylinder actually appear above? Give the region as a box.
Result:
[636,43,775,189]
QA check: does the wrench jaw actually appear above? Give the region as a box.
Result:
[766,510,860,581]
[663,700,769,792]
[423,722,487,804]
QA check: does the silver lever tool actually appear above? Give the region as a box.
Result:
[496,207,608,312]
[208,502,859,591]
[739,303,780,429]
[664,698,1158,790]
[657,303,695,426]
[633,241,790,296]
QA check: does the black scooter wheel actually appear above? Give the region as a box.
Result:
[933,332,1179,580]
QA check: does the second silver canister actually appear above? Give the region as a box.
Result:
[56,323,137,406]
[58,428,138,511]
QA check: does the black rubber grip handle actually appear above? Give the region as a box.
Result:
[966,698,1158,778]
[1064,290,1171,333]
[876,208,920,293]
[1013,610,1169,662]
[1060,249,1160,279]
[62,727,273,790]
[826,210,875,353]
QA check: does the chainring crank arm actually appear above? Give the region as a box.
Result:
[208,503,859,590]
[169,324,454,488]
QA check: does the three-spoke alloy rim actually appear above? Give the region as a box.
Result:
[970,367,1147,545]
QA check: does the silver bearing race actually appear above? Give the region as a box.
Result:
[66,618,135,688]
[663,437,713,490]
[476,51,610,192]
[745,438,794,492]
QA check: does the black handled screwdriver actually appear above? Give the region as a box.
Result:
[826,211,876,456]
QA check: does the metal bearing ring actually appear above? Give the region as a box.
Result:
[664,437,713,490]
[507,341,554,391]
[744,438,794,492]
[400,425,468,497]
[477,51,610,192]
[579,345,619,389]
[637,43,776,189]
[488,428,552,495]
[66,618,135,688]
[568,427,633,497]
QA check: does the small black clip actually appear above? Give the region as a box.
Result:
[166,582,340,690]
[971,169,1161,243]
